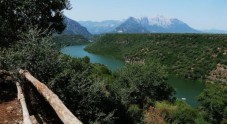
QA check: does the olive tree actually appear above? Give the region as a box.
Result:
[0,0,71,46]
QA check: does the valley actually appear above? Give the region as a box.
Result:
[58,33,227,123]
[61,44,206,107]
[85,33,227,80]
[1,0,227,122]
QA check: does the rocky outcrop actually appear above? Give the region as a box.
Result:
[207,64,227,85]
[125,56,145,65]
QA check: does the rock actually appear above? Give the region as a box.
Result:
[6,106,14,113]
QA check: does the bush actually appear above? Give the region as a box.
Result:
[112,61,175,108]
[155,101,207,124]
[110,61,175,123]
[198,84,227,124]
[0,27,61,82]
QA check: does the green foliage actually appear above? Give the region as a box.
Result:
[155,100,208,124]
[127,104,143,123]
[86,33,227,80]
[0,28,118,123]
[0,0,182,123]
[48,55,115,123]
[53,35,89,48]
[112,62,175,108]
[110,61,175,123]
[0,0,71,46]
[0,28,61,82]
[167,101,199,124]
[198,84,227,124]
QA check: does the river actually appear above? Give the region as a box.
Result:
[61,45,205,107]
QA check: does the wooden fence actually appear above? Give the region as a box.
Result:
[18,69,82,124]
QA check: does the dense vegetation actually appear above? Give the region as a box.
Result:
[85,34,227,80]
[85,33,227,123]
[0,0,71,46]
[1,0,226,123]
[53,35,89,47]
[0,26,226,124]
[0,28,176,123]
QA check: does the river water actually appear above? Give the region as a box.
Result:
[61,45,205,107]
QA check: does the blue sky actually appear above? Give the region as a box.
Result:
[64,0,227,30]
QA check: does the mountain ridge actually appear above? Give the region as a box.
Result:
[79,20,122,34]
[64,16,227,34]
[62,16,91,37]
[115,16,199,33]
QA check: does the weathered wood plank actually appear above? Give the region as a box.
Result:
[16,81,32,124]
[19,69,82,124]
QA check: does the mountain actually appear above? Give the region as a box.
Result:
[115,16,199,33]
[79,20,122,34]
[115,17,149,33]
[62,16,91,37]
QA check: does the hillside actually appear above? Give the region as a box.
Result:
[63,16,91,37]
[53,35,89,47]
[85,34,227,80]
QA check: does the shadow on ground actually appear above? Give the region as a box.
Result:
[0,70,17,103]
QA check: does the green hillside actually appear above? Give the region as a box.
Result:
[85,33,227,79]
[53,35,89,47]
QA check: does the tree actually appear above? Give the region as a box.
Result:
[198,84,227,124]
[112,62,175,108]
[0,0,71,46]
[0,28,118,123]
[110,61,175,123]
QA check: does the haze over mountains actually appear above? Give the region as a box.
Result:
[79,20,122,34]
[63,16,227,36]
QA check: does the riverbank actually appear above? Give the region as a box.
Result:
[61,44,205,107]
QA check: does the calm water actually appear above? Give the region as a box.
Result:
[61,45,205,107]
[167,77,205,107]
[61,45,125,72]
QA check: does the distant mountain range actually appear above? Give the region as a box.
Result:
[79,20,122,34]
[63,16,227,35]
[62,16,91,37]
[115,16,199,33]
[79,16,200,34]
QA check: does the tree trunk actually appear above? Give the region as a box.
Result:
[19,69,82,124]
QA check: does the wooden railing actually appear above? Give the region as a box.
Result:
[18,69,82,124]
[16,81,32,124]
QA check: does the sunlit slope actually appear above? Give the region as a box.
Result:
[85,34,227,79]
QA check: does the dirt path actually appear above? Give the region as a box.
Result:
[0,98,22,124]
[0,70,23,124]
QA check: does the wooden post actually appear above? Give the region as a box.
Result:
[16,81,32,124]
[19,69,82,124]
